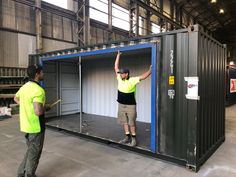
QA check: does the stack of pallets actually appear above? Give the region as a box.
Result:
[0,67,27,110]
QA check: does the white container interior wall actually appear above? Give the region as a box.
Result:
[60,62,80,115]
[82,50,151,123]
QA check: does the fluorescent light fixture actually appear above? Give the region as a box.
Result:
[229,61,234,65]
[219,9,224,14]
[211,0,217,3]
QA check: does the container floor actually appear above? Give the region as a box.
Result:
[46,113,151,150]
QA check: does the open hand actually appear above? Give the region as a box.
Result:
[117,50,122,56]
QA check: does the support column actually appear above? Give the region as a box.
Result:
[175,4,179,24]
[108,0,112,41]
[0,0,2,27]
[145,0,151,35]
[179,5,183,26]
[77,0,90,46]
[35,0,42,54]
[79,56,82,133]
[135,3,139,36]
[170,0,174,30]
[84,0,90,45]
[159,0,164,32]
[187,14,190,26]
[129,0,136,37]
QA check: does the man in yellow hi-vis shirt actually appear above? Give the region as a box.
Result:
[14,65,50,177]
[114,51,152,147]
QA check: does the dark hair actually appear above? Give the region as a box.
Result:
[27,64,43,79]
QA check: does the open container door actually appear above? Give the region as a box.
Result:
[43,59,81,132]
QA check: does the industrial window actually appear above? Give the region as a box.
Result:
[151,23,160,34]
[42,0,67,9]
[138,16,144,35]
[90,0,108,24]
[112,3,129,31]
[161,26,166,32]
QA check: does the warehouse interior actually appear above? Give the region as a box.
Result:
[0,0,236,176]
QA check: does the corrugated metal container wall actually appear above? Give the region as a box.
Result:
[82,56,151,122]
[158,28,226,169]
[196,32,226,167]
[158,32,189,159]
[28,25,226,171]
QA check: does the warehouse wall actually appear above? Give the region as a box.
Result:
[90,22,127,45]
[67,0,77,12]
[42,38,75,52]
[230,43,236,62]
[225,43,236,64]
[18,34,36,67]
[0,31,18,67]
[0,0,130,67]
[0,30,76,67]
[0,0,192,67]
[0,0,77,67]
[0,30,36,68]
[1,0,35,33]
[82,53,151,123]
[113,0,192,34]
[214,26,236,63]
[225,32,236,63]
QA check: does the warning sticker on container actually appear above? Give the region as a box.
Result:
[184,77,200,100]
[230,79,236,93]
[168,89,175,99]
[169,76,175,85]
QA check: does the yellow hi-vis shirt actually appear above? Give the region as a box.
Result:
[117,75,140,93]
[117,75,140,105]
[15,81,45,133]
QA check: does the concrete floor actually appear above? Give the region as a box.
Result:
[0,105,236,177]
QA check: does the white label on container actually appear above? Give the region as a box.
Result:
[184,77,200,100]
[168,89,175,99]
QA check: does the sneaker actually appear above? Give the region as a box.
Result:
[128,137,137,147]
[119,136,131,144]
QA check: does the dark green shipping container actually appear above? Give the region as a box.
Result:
[29,25,226,171]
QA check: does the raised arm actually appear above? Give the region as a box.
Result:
[139,65,152,81]
[114,51,121,74]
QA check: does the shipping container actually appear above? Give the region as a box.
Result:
[226,65,236,106]
[29,25,226,171]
